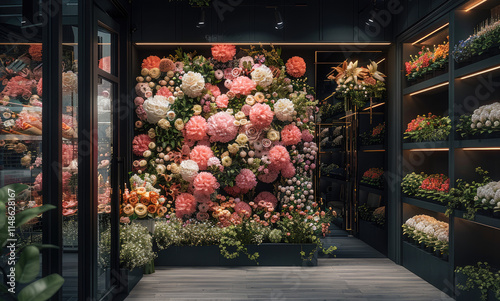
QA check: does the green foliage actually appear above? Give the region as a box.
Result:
[154,217,223,250]
[455,262,500,300]
[219,220,270,264]
[268,229,282,243]
[453,17,500,63]
[404,115,451,142]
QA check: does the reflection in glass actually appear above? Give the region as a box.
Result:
[98,27,114,74]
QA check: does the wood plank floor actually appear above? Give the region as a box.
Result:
[126,257,454,301]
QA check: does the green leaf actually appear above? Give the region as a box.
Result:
[15,246,40,283]
[15,205,56,228]
[18,274,64,301]
[0,184,29,203]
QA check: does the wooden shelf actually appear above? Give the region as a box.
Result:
[402,196,447,214]
[455,210,500,230]
[454,138,500,149]
[403,73,449,96]
[455,53,500,79]
[403,141,449,150]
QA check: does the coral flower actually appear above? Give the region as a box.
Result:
[254,191,278,209]
[235,169,258,191]
[185,115,208,141]
[268,145,290,171]
[207,112,239,143]
[159,58,176,72]
[190,145,214,170]
[285,56,306,78]
[249,103,274,130]
[281,124,302,146]
[141,55,161,69]
[175,193,197,218]
[132,134,152,156]
[230,76,257,96]
[211,44,236,63]
[193,172,219,195]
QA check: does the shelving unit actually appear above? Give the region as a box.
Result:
[395,0,500,297]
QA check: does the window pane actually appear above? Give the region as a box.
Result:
[98,27,114,75]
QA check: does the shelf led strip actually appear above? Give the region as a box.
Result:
[411,23,449,45]
[409,148,449,152]
[463,147,500,151]
[465,0,487,12]
[460,65,500,80]
[409,82,449,96]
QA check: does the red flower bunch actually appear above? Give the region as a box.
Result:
[420,174,450,193]
[362,168,384,180]
[405,113,438,133]
[372,123,385,137]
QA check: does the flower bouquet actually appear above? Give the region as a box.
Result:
[402,214,449,256]
[360,122,385,145]
[404,113,451,142]
[361,167,384,188]
[405,37,449,83]
[456,102,500,138]
[401,172,450,203]
[329,60,386,110]
[453,17,500,64]
[474,180,500,215]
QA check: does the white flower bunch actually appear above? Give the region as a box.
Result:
[143,95,170,124]
[470,102,500,129]
[180,160,199,182]
[120,223,156,270]
[129,173,161,194]
[251,65,273,88]
[274,98,295,122]
[404,214,449,243]
[181,71,205,98]
[154,217,223,249]
[475,180,500,210]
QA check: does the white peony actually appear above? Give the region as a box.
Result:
[181,71,205,98]
[143,95,170,124]
[180,160,199,182]
[251,65,273,88]
[274,98,295,122]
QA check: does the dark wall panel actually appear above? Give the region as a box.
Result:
[321,0,355,41]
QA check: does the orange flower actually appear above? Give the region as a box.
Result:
[147,204,157,214]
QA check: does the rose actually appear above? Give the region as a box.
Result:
[221,156,232,167]
[181,71,205,98]
[251,65,273,88]
[236,134,249,145]
[143,95,170,124]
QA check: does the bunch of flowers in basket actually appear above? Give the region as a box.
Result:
[457,102,500,138]
[329,60,386,109]
[124,44,333,256]
[360,122,385,145]
[453,17,500,63]
[358,204,385,226]
[405,37,449,81]
[360,168,384,187]
[401,172,450,203]
[404,113,451,142]
[402,214,449,255]
[474,180,500,212]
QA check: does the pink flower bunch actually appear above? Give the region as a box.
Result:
[230,76,256,96]
[301,129,314,142]
[235,169,257,191]
[205,83,221,97]
[2,76,34,98]
[235,201,252,216]
[281,124,302,146]
[190,145,214,170]
[258,170,279,183]
[281,163,296,178]
[249,103,274,130]
[193,172,219,195]
[285,56,306,78]
[215,94,229,108]
[254,191,278,209]
[175,193,197,218]
[224,185,244,196]
[135,106,147,121]
[207,112,239,143]
[185,116,208,141]
[211,44,236,63]
[132,134,152,156]
[62,143,76,167]
[156,86,173,98]
[29,44,43,61]
[268,145,290,170]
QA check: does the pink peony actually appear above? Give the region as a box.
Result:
[249,103,274,130]
[235,169,257,191]
[185,116,208,141]
[190,145,214,170]
[215,94,229,108]
[301,129,314,142]
[193,172,219,195]
[224,68,235,80]
[268,145,290,170]
[235,201,252,215]
[159,58,176,72]
[281,124,302,146]
[211,44,236,63]
[254,191,278,209]
[207,112,239,143]
[258,170,279,183]
[230,76,256,96]
[285,56,306,78]
[175,193,197,218]
[205,83,221,97]
[135,105,147,121]
[281,162,296,178]
[132,134,152,156]
[156,86,173,98]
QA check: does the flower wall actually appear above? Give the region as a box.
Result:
[122,45,326,232]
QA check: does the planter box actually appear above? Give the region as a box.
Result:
[455,273,498,301]
[120,267,143,294]
[358,220,387,255]
[155,244,318,266]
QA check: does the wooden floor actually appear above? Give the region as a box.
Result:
[126,257,454,301]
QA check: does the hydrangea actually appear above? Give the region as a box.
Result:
[274,98,295,122]
[181,71,205,98]
[185,115,208,141]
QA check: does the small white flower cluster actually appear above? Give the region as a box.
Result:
[129,173,161,194]
[475,180,500,210]
[470,102,500,129]
[405,214,449,243]
[120,223,156,270]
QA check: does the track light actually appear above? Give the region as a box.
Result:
[275,8,284,30]
[196,8,205,29]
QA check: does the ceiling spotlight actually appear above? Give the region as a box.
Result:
[275,8,284,30]
[196,8,205,29]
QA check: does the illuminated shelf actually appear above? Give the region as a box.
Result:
[403,73,449,96]
[402,141,449,150]
[402,196,447,214]
[455,210,500,230]
[454,138,500,149]
[455,53,500,79]
[359,144,385,152]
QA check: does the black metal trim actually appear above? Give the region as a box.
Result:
[41,1,63,300]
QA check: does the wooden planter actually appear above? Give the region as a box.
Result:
[154,243,318,267]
